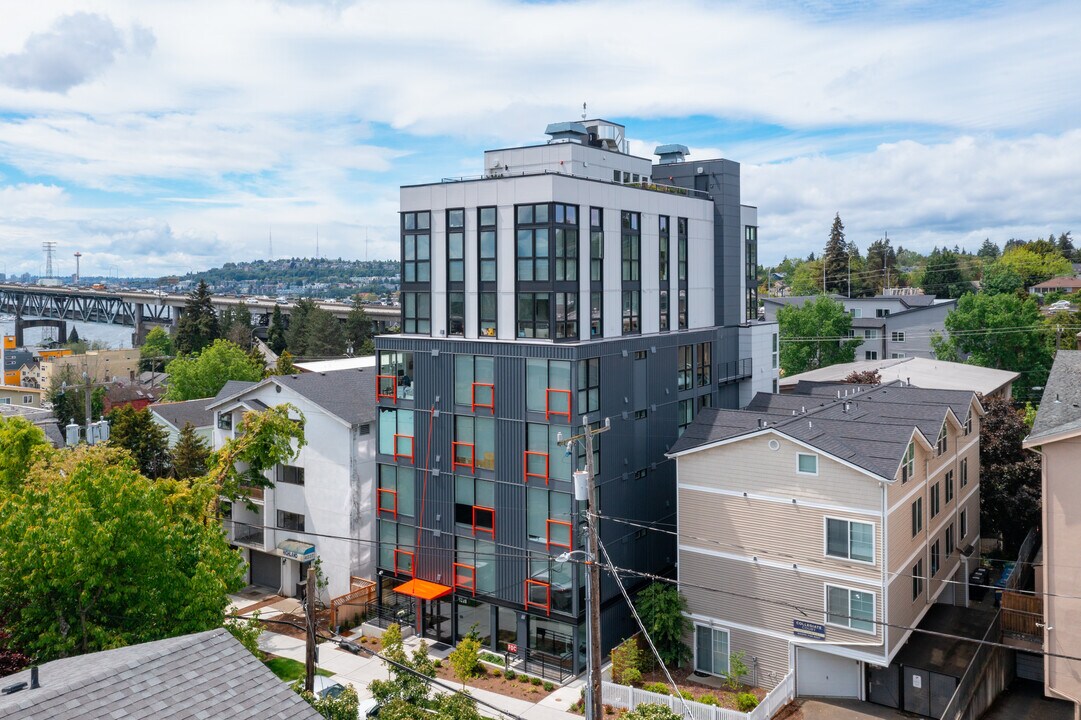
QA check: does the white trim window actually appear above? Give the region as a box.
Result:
[825,584,875,633]
[694,624,730,676]
[891,331,905,342]
[825,518,875,563]
[797,453,818,475]
[901,441,915,483]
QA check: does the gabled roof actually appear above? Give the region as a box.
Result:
[1031,276,1081,289]
[212,379,260,404]
[669,381,979,480]
[268,368,376,427]
[1026,350,1081,445]
[150,398,216,430]
[0,628,323,720]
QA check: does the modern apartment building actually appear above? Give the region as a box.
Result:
[763,295,956,360]
[1023,351,1081,713]
[374,119,777,676]
[668,382,982,700]
[208,370,377,601]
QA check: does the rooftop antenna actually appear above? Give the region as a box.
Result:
[581,102,587,120]
[73,251,82,285]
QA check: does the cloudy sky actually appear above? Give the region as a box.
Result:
[0,0,1078,277]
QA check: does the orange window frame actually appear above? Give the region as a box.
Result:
[472,382,495,413]
[393,434,414,464]
[376,374,398,403]
[472,505,495,537]
[546,388,572,422]
[546,519,573,552]
[394,549,415,577]
[377,488,398,517]
[453,562,476,595]
[452,441,476,473]
[524,579,551,614]
[524,451,549,484]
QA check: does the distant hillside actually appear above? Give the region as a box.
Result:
[184,257,400,299]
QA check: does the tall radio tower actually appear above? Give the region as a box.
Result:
[73,251,82,285]
[43,241,57,279]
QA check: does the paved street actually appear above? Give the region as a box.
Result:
[257,629,582,720]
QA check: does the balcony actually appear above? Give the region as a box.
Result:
[1001,590,1043,650]
[232,522,265,548]
[717,358,753,384]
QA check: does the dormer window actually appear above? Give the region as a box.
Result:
[901,441,915,483]
[936,423,948,456]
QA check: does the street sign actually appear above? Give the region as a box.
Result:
[793,619,826,640]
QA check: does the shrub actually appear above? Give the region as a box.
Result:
[642,682,670,695]
[531,676,542,686]
[448,633,482,683]
[491,669,502,678]
[433,659,443,668]
[544,681,555,691]
[505,669,517,680]
[699,694,718,706]
[679,690,693,700]
[737,693,759,711]
[624,703,681,720]
[634,583,692,667]
[518,674,530,683]
[605,704,615,715]
[612,637,644,685]
[724,651,749,691]
[622,668,642,686]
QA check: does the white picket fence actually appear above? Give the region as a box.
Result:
[602,671,795,720]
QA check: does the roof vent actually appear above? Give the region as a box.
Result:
[545,121,589,144]
[655,144,689,164]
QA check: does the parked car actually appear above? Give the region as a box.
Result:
[357,698,381,717]
[310,677,380,717]
[1049,300,1072,311]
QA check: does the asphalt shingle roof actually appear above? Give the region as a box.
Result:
[670,381,977,479]
[0,628,324,720]
[150,398,216,430]
[1027,350,1081,442]
[270,368,376,427]
[213,379,259,404]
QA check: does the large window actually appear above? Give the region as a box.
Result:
[694,625,729,676]
[401,211,431,283]
[379,408,415,460]
[946,522,955,556]
[527,487,573,546]
[518,226,549,282]
[378,464,415,517]
[659,289,669,332]
[826,585,874,633]
[577,358,600,415]
[745,225,758,322]
[677,345,693,391]
[455,415,495,471]
[945,470,954,503]
[677,398,695,436]
[621,212,640,281]
[931,539,941,577]
[554,227,578,282]
[480,292,498,337]
[447,209,465,282]
[454,355,495,409]
[455,475,495,534]
[825,518,874,563]
[589,207,603,283]
[678,217,688,329]
[555,292,578,339]
[479,207,497,281]
[518,292,551,339]
[697,342,711,387]
[526,359,571,416]
[378,351,415,401]
[912,497,923,536]
[621,290,640,334]
[797,453,818,475]
[402,292,430,334]
[960,508,968,539]
[456,536,495,594]
[901,441,915,483]
[960,457,968,487]
[448,292,465,336]
[659,216,670,283]
[379,520,413,574]
[526,423,573,483]
[276,510,305,532]
[930,482,941,518]
[590,291,602,338]
[936,422,948,455]
[278,465,304,486]
[912,559,925,601]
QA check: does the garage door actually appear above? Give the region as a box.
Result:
[250,551,281,591]
[1017,652,1044,682]
[796,647,861,698]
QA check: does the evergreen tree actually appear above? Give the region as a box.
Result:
[66,327,80,345]
[304,307,346,357]
[1057,231,1075,260]
[171,422,210,479]
[285,298,317,355]
[268,305,287,355]
[222,301,254,349]
[344,295,373,355]
[977,238,1001,261]
[865,237,898,294]
[106,406,172,479]
[921,248,971,298]
[175,280,220,355]
[822,214,848,294]
[272,351,299,376]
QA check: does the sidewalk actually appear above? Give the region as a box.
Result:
[256,628,581,719]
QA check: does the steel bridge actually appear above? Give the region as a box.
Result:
[0,284,401,345]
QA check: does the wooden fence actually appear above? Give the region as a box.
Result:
[329,576,376,631]
[1001,591,1043,639]
[602,671,795,720]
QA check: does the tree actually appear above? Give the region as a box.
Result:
[937,293,1053,398]
[107,406,172,478]
[980,395,1041,554]
[206,404,307,506]
[286,298,317,355]
[0,417,49,493]
[865,237,897,294]
[977,239,1001,261]
[0,444,244,661]
[304,306,346,357]
[822,214,848,294]
[220,301,254,349]
[163,339,265,401]
[844,369,881,385]
[448,631,482,686]
[268,305,288,355]
[995,246,1072,289]
[46,365,104,427]
[271,350,299,376]
[1056,231,1074,260]
[344,295,374,355]
[980,263,1025,296]
[921,248,972,298]
[633,582,691,667]
[140,326,175,372]
[66,326,81,345]
[777,296,862,376]
[175,280,221,355]
[172,422,211,479]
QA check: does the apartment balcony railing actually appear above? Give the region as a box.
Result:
[717,358,753,384]
[1001,590,1043,643]
[238,484,264,501]
[232,522,265,548]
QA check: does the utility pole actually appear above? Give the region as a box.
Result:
[304,567,317,693]
[82,370,93,428]
[559,417,610,720]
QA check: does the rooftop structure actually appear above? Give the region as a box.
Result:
[779,356,1018,399]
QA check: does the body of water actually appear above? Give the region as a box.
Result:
[0,317,135,349]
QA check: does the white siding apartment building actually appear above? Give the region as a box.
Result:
[668,381,982,700]
[207,370,376,601]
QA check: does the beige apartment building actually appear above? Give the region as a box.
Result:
[668,382,982,700]
[1023,351,1081,714]
[38,348,141,389]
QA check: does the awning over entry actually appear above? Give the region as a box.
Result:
[277,539,316,560]
[393,578,452,601]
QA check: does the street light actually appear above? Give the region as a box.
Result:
[556,550,596,720]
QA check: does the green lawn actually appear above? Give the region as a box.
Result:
[265,656,334,682]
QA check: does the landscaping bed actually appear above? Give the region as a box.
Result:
[636,665,766,710]
[432,661,556,702]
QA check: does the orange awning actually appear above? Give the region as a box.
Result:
[393,578,452,601]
